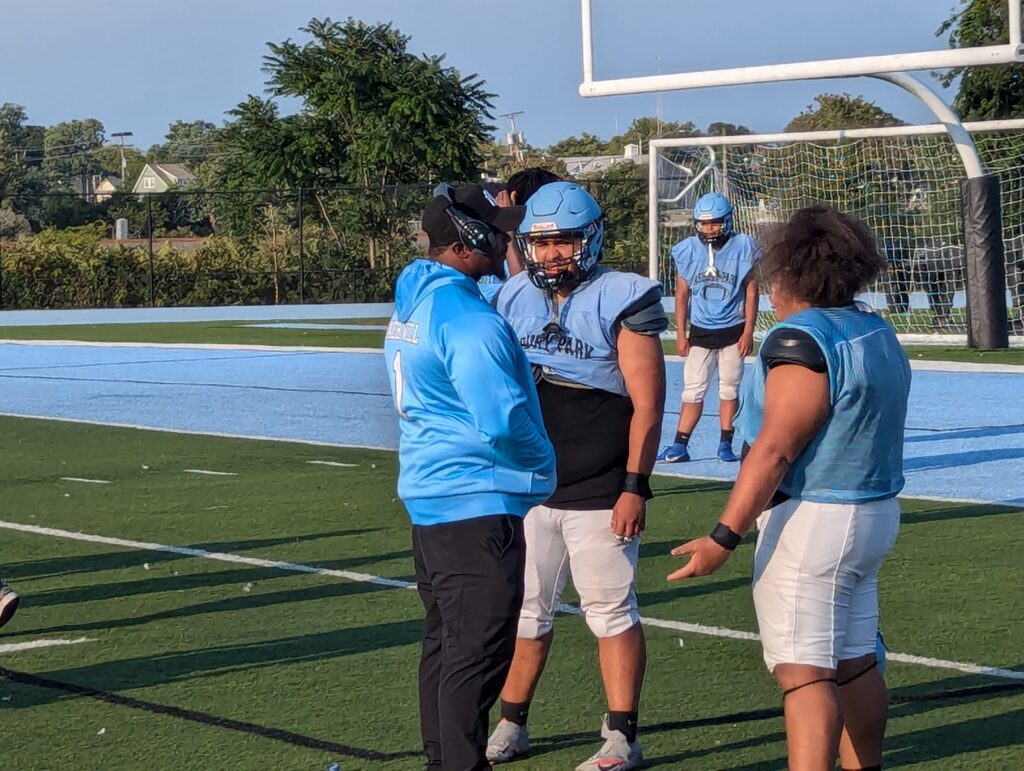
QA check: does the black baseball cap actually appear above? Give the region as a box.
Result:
[422,183,525,249]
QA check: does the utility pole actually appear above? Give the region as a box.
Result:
[500,112,526,165]
[111,131,133,189]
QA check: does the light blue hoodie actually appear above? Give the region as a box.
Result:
[385,259,556,526]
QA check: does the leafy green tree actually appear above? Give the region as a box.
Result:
[607,117,698,154]
[43,119,105,190]
[215,17,494,271]
[150,120,221,166]
[705,122,753,137]
[0,104,47,227]
[937,0,1024,119]
[547,132,609,157]
[785,93,904,132]
[582,161,648,270]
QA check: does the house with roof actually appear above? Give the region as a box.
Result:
[93,175,122,202]
[560,143,647,178]
[132,162,197,194]
[69,173,122,202]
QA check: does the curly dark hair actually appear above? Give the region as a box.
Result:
[760,205,887,307]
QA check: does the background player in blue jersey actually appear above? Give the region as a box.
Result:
[486,182,666,771]
[667,205,911,771]
[386,183,556,771]
[658,192,759,464]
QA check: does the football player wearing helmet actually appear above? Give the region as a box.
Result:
[658,192,759,465]
[487,182,667,771]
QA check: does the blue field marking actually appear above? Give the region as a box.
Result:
[2,342,1022,506]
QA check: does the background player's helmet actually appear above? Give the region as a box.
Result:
[517,182,604,291]
[693,192,734,246]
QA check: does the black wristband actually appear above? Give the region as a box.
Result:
[710,523,742,551]
[622,472,653,500]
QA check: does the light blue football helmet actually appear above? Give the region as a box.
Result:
[693,192,734,245]
[517,181,604,290]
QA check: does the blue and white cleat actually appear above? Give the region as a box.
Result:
[656,443,690,463]
[717,441,739,463]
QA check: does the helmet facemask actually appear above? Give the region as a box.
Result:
[695,217,732,248]
[518,218,604,292]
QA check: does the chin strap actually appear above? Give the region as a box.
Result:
[703,241,718,278]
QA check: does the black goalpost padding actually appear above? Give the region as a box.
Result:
[961,174,1009,349]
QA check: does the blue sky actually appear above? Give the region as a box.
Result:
[2,0,974,152]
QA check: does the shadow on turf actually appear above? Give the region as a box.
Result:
[17,557,413,637]
[905,422,1024,444]
[638,576,750,608]
[18,547,412,613]
[4,659,1022,767]
[900,502,1023,526]
[533,673,1024,769]
[0,665,421,764]
[5,617,426,710]
[652,480,734,499]
[3,528,382,581]
[904,446,1024,473]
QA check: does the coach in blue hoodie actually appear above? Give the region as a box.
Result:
[385,183,556,771]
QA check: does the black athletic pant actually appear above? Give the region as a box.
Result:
[413,514,526,771]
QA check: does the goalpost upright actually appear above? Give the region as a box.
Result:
[579,0,1023,348]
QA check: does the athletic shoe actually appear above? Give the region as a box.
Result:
[717,441,738,463]
[0,579,20,629]
[575,718,643,771]
[486,720,529,763]
[656,443,690,463]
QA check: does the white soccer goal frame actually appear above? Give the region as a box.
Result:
[579,0,1024,97]
[646,118,1024,281]
[648,119,1024,345]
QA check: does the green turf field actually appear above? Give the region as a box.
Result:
[2,318,1023,366]
[0,318,391,350]
[1,415,1022,769]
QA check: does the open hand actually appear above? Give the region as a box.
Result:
[667,536,732,580]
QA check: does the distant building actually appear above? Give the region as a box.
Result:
[93,175,122,202]
[69,173,122,203]
[132,162,197,194]
[560,143,647,177]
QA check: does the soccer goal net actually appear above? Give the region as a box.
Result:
[652,119,1024,342]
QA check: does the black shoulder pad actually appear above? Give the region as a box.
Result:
[760,328,827,373]
[619,289,669,335]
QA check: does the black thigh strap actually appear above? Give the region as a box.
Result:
[838,658,879,687]
[782,677,837,698]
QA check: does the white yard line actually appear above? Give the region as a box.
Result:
[0,637,95,654]
[307,460,359,468]
[1,518,1021,683]
[0,519,413,590]
[183,469,238,477]
[59,477,110,485]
